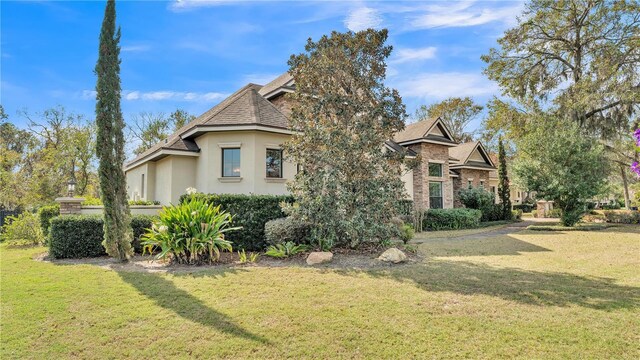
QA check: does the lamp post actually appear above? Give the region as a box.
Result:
[67,178,77,197]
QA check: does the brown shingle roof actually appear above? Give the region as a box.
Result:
[125,83,289,168]
[258,72,294,98]
[448,142,478,165]
[393,118,438,143]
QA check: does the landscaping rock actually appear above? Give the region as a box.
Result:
[377,248,407,263]
[306,252,333,265]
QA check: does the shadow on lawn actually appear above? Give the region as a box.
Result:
[419,235,552,257]
[117,270,269,344]
[341,260,640,310]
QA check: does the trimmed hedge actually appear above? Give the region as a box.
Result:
[423,208,482,231]
[38,204,60,236]
[602,210,640,224]
[49,215,154,259]
[264,217,311,246]
[179,193,294,250]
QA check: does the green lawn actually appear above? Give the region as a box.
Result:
[2,226,639,359]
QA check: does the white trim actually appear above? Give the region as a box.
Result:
[181,125,293,138]
[264,143,282,149]
[264,178,287,183]
[261,87,295,100]
[397,139,457,147]
[124,149,199,172]
[450,165,496,171]
[428,159,446,164]
[425,117,456,143]
[218,177,242,183]
[218,142,242,148]
[449,173,459,178]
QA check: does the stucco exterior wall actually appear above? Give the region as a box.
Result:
[153,157,172,205]
[400,167,414,200]
[125,162,156,201]
[409,142,454,209]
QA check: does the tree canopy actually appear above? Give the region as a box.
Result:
[414,97,482,143]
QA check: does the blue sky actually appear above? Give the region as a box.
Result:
[1,0,524,130]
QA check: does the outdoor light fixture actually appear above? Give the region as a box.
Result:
[67,178,77,197]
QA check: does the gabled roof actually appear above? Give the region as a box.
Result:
[384,140,418,158]
[393,117,457,145]
[125,83,290,170]
[258,72,294,99]
[449,141,496,169]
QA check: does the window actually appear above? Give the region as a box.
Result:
[468,180,473,188]
[222,148,241,177]
[429,181,443,209]
[480,180,485,187]
[266,149,283,178]
[141,174,145,199]
[428,163,442,177]
[491,186,496,194]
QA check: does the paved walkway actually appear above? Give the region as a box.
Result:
[412,220,536,244]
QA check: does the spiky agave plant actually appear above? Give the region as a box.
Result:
[142,197,241,264]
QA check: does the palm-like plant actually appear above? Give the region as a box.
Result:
[142,197,241,264]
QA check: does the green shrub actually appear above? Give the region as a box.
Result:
[602,210,640,224]
[398,224,415,243]
[142,197,239,264]
[458,187,507,221]
[238,249,259,264]
[512,209,523,220]
[38,204,60,236]
[48,215,155,259]
[179,193,294,250]
[265,241,309,258]
[1,212,44,245]
[49,216,105,258]
[264,217,311,246]
[423,208,482,231]
[513,203,535,213]
[547,208,563,218]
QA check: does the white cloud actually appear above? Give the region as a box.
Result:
[169,0,241,12]
[409,1,524,29]
[121,44,151,52]
[80,90,227,102]
[394,72,499,99]
[392,47,437,63]
[344,7,383,32]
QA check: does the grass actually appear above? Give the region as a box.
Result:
[2,225,639,359]
[414,222,513,240]
[527,223,611,231]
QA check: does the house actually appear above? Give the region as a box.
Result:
[124,73,497,206]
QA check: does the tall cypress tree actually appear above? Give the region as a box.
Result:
[95,0,132,260]
[498,138,512,219]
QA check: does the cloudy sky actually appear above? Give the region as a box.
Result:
[2,0,524,129]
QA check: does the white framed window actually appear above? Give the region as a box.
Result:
[222,148,241,177]
[429,181,443,209]
[266,149,283,178]
[428,163,443,177]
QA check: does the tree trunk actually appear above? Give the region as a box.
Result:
[620,165,630,209]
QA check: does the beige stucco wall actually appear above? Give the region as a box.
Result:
[125,162,156,201]
[81,205,163,216]
[400,167,414,200]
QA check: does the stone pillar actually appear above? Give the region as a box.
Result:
[55,197,85,215]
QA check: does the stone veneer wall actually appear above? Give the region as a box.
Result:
[269,94,293,117]
[409,143,454,209]
[452,168,491,207]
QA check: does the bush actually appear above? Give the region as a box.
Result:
[458,187,509,222]
[513,203,535,213]
[48,215,155,259]
[512,209,523,220]
[38,204,60,236]
[180,193,294,250]
[547,208,563,218]
[602,210,640,224]
[265,241,309,258]
[142,197,239,264]
[423,208,482,231]
[398,224,415,243]
[1,212,44,245]
[264,217,311,246]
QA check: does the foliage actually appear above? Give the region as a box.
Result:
[284,29,409,249]
[81,198,160,206]
[38,204,60,236]
[264,217,311,246]
[0,212,43,245]
[512,209,523,220]
[513,118,609,226]
[141,197,239,264]
[1,106,98,210]
[48,215,153,258]
[180,193,294,250]
[398,224,415,244]
[527,224,610,231]
[423,208,482,231]
[264,241,309,258]
[513,203,534,213]
[95,0,132,260]
[414,97,482,143]
[602,210,640,224]
[457,186,505,222]
[237,249,259,264]
[482,0,639,134]
[128,109,196,155]
[497,138,512,219]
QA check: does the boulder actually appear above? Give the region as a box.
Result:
[377,248,407,263]
[306,252,333,265]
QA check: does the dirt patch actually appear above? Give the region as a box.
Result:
[35,248,421,274]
